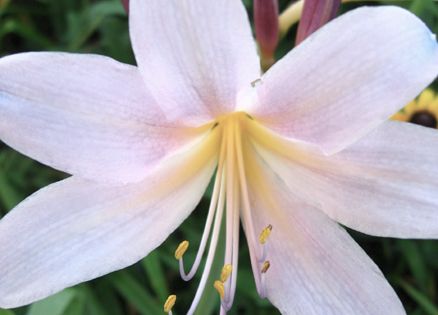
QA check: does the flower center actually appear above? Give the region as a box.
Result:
[165,112,272,314]
[409,110,437,128]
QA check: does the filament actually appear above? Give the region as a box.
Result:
[224,120,236,272]
[222,172,240,310]
[178,134,227,281]
[186,165,226,315]
[234,121,265,296]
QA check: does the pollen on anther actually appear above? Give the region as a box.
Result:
[214,280,225,299]
[163,294,177,313]
[220,264,233,282]
[174,240,189,260]
[261,260,270,274]
[259,224,273,245]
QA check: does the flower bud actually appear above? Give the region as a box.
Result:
[254,0,279,70]
[121,0,129,14]
[296,0,340,45]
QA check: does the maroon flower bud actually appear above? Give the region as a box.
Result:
[121,0,129,14]
[254,0,279,69]
[296,0,340,45]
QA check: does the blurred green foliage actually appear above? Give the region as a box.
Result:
[0,0,437,314]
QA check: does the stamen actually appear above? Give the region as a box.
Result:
[224,121,235,270]
[223,120,237,305]
[223,175,240,309]
[234,122,265,297]
[261,260,270,273]
[175,113,269,313]
[214,280,226,299]
[175,241,189,260]
[259,224,272,262]
[178,132,228,282]
[186,166,226,315]
[222,155,241,311]
[220,264,233,283]
[259,260,271,298]
[163,295,176,314]
[259,224,272,245]
[234,124,262,260]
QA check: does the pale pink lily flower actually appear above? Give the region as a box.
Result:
[0,1,437,314]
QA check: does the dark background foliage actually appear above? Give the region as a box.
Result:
[0,0,437,314]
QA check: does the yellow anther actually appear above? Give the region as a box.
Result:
[163,295,176,313]
[261,260,270,274]
[214,280,225,299]
[259,224,273,245]
[174,240,189,260]
[220,264,233,282]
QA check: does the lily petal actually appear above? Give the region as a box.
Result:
[0,52,197,184]
[256,121,438,238]
[245,150,405,315]
[0,131,219,308]
[129,0,260,125]
[246,6,438,154]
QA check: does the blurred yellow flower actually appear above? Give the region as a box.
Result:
[392,89,438,128]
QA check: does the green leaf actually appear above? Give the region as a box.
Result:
[79,285,107,315]
[93,280,125,315]
[0,18,53,50]
[109,271,162,315]
[398,241,430,292]
[27,289,76,315]
[141,251,169,301]
[66,1,124,50]
[0,172,22,210]
[397,279,438,315]
[63,289,86,315]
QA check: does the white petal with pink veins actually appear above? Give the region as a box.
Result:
[0,131,219,308]
[130,0,260,125]
[256,121,438,238]
[245,150,405,315]
[0,52,200,184]
[245,6,438,154]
